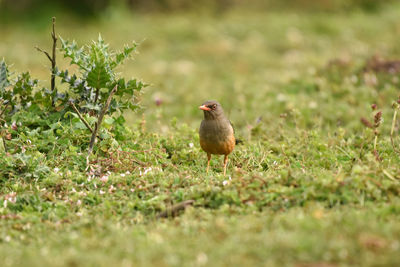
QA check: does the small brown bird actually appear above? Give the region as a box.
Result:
[199,100,236,175]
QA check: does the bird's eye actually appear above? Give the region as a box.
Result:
[211,104,217,109]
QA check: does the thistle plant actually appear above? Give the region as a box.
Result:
[57,34,147,160]
[0,60,42,152]
[1,18,147,163]
[57,35,146,115]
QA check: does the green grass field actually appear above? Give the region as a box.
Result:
[1,3,400,266]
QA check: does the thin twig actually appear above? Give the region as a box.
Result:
[156,200,195,218]
[373,131,380,161]
[382,169,399,182]
[390,109,397,136]
[35,46,52,62]
[2,137,7,153]
[0,102,9,118]
[70,102,93,133]
[94,88,100,105]
[390,108,400,154]
[51,17,57,94]
[35,17,58,107]
[86,85,117,169]
[88,85,118,156]
[0,101,9,152]
[70,102,104,140]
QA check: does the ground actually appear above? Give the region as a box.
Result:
[1,3,400,266]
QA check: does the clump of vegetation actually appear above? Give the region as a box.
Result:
[0,18,146,180]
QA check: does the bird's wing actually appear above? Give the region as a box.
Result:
[229,120,243,145]
[229,120,235,134]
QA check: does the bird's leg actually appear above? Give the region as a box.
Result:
[223,155,228,176]
[206,153,211,174]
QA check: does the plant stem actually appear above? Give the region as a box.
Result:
[35,17,58,107]
[2,137,7,153]
[51,17,57,97]
[390,108,399,154]
[0,101,9,153]
[0,102,9,118]
[156,200,195,218]
[70,102,94,133]
[391,109,397,136]
[87,85,117,156]
[70,102,103,140]
[94,88,100,104]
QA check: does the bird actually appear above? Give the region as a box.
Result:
[199,100,236,176]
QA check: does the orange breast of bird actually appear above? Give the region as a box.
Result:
[200,132,236,155]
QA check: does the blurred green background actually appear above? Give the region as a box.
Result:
[1,0,399,136]
[0,0,391,17]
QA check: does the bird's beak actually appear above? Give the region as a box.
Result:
[199,105,211,111]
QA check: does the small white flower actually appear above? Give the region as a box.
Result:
[11,121,17,130]
[100,175,109,183]
[26,139,31,144]
[222,180,229,186]
[71,187,76,193]
[125,171,131,175]
[77,200,82,205]
[99,190,105,195]
[309,101,318,109]
[76,212,83,217]
[143,167,152,175]
[120,173,125,177]
[189,143,194,148]
[54,167,60,173]
[5,192,17,204]
[108,185,115,193]
[276,93,286,102]
[4,236,11,242]
[196,252,208,265]
[130,188,135,192]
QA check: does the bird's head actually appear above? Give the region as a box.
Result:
[199,100,225,120]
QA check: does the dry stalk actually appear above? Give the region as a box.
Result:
[35,17,58,106]
[86,85,118,168]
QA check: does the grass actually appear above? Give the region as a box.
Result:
[1,3,400,266]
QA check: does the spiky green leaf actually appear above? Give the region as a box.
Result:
[0,60,10,92]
